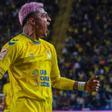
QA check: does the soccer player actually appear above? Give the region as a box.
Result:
[0,2,100,112]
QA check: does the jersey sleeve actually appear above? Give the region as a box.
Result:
[0,41,21,79]
[3,83,7,95]
[50,45,75,90]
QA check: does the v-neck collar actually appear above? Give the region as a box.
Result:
[21,33,41,44]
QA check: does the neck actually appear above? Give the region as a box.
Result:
[23,24,39,40]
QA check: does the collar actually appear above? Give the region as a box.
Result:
[21,32,40,44]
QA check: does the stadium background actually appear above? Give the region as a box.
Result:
[0,0,112,111]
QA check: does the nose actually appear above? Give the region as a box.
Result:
[48,16,51,21]
[47,15,51,22]
[47,16,51,25]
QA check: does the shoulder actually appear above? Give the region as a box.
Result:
[4,34,27,48]
[40,39,57,56]
[40,39,55,48]
[0,34,25,54]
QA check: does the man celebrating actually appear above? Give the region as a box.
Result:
[0,2,100,112]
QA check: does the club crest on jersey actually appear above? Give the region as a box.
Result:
[0,48,8,60]
[9,39,18,45]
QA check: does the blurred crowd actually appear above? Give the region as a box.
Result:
[0,0,112,111]
[53,0,112,111]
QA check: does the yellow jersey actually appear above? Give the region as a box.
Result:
[0,34,75,103]
[3,82,11,112]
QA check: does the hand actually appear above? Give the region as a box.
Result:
[85,76,100,94]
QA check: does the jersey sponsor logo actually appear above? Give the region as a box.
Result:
[40,70,47,75]
[40,82,50,87]
[0,48,8,60]
[32,69,50,87]
[40,76,49,81]
[9,39,18,45]
[40,69,50,87]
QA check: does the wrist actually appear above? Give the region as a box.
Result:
[73,81,78,90]
[74,81,86,91]
[78,81,86,91]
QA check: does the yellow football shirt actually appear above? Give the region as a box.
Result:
[0,34,75,111]
[3,82,11,112]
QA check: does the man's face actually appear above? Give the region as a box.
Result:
[33,8,51,37]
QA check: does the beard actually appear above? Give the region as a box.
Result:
[36,24,48,38]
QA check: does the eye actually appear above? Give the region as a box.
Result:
[41,13,48,18]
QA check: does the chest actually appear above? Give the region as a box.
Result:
[15,42,52,70]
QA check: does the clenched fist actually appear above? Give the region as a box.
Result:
[73,76,100,95]
[85,76,100,93]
